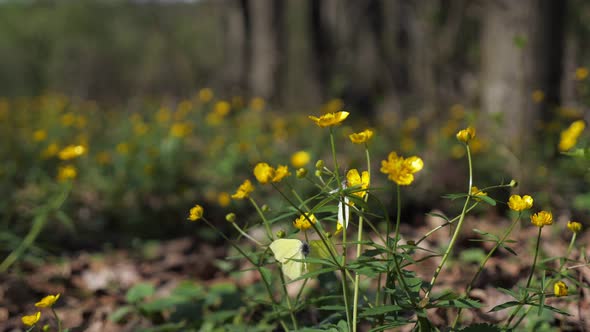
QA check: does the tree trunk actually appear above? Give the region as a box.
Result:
[222,0,249,95]
[481,0,565,156]
[248,0,285,102]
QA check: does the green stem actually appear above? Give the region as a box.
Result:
[453,213,522,328]
[0,185,70,272]
[279,269,299,330]
[51,307,62,332]
[249,197,273,241]
[425,144,473,300]
[352,146,371,332]
[505,227,543,328]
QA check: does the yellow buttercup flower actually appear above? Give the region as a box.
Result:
[507,194,533,211]
[58,145,86,160]
[532,90,545,103]
[456,126,476,143]
[188,204,204,221]
[380,152,423,186]
[214,101,231,117]
[272,165,291,182]
[531,210,553,228]
[249,97,266,112]
[470,186,488,201]
[170,122,192,138]
[33,129,47,142]
[346,169,370,198]
[308,111,350,128]
[21,312,41,326]
[293,213,317,231]
[349,129,374,144]
[291,151,311,168]
[554,281,568,297]
[35,294,60,308]
[198,88,214,103]
[567,221,582,233]
[558,120,585,151]
[57,165,77,182]
[217,192,231,207]
[253,163,291,184]
[231,179,255,199]
[575,67,588,81]
[254,163,274,184]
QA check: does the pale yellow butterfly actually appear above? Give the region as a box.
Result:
[269,239,310,280]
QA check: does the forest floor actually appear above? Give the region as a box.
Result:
[1,214,589,331]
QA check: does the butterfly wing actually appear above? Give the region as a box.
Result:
[270,239,307,280]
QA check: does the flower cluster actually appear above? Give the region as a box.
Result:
[293,212,317,231]
[253,163,291,184]
[558,120,585,151]
[21,294,60,327]
[380,152,424,186]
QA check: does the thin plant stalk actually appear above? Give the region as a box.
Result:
[249,197,273,241]
[505,227,543,328]
[51,307,62,332]
[352,144,371,331]
[453,213,522,328]
[425,144,473,300]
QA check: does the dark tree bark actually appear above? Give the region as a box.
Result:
[222,0,250,95]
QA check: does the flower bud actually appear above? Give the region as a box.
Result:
[509,179,518,187]
[261,204,270,212]
[225,213,236,223]
[276,230,286,238]
[296,168,308,178]
[315,159,324,169]
[314,170,322,177]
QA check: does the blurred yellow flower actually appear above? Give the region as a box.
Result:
[96,151,112,165]
[170,122,191,138]
[349,129,374,144]
[554,281,568,297]
[58,145,86,160]
[380,152,423,186]
[291,151,311,168]
[41,143,60,159]
[231,179,254,199]
[134,122,149,136]
[532,90,545,103]
[217,192,231,207]
[470,186,488,201]
[253,163,291,184]
[508,194,533,211]
[567,221,582,233]
[456,126,476,143]
[116,142,130,155]
[322,98,344,114]
[293,212,316,231]
[531,210,553,227]
[309,111,349,128]
[57,165,77,182]
[214,101,231,117]
[188,204,204,221]
[346,169,369,198]
[250,97,266,112]
[558,120,585,151]
[33,129,47,142]
[575,67,588,81]
[156,107,171,123]
[254,163,274,184]
[198,88,214,103]
[21,312,41,326]
[403,117,421,131]
[232,96,244,109]
[35,294,60,308]
[61,112,76,127]
[450,104,465,119]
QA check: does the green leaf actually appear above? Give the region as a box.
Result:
[138,322,187,332]
[126,283,155,303]
[431,298,482,309]
[360,304,403,317]
[139,296,187,313]
[259,266,272,284]
[109,305,133,322]
[478,195,497,206]
[489,301,521,312]
[460,248,486,263]
[318,305,347,311]
[425,212,450,222]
